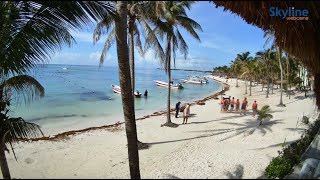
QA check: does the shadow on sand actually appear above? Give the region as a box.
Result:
[225,164,244,179]
[147,119,284,146]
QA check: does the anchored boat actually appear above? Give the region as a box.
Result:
[154,80,183,89]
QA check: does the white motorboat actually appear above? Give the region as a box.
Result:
[111,85,142,97]
[154,80,183,89]
[181,76,209,84]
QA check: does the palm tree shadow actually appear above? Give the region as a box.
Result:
[248,139,298,151]
[225,164,244,179]
[219,119,284,142]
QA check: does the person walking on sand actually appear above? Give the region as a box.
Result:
[235,99,240,112]
[240,98,248,115]
[183,104,191,124]
[224,97,229,112]
[220,98,225,113]
[252,100,258,117]
[230,97,235,112]
[175,101,181,118]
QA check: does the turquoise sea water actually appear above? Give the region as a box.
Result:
[9,64,221,135]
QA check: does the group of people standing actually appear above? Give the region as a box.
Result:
[219,96,258,117]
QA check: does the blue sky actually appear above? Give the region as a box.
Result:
[50,1,268,71]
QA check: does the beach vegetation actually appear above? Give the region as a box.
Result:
[0,1,114,178]
[256,105,273,126]
[0,75,45,179]
[265,115,320,179]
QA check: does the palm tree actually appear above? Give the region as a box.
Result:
[256,105,273,126]
[263,30,285,106]
[93,1,147,96]
[0,75,45,179]
[0,1,115,77]
[235,52,253,94]
[150,1,202,126]
[0,1,115,178]
[256,49,275,98]
[114,1,140,178]
[230,59,242,87]
[241,60,257,96]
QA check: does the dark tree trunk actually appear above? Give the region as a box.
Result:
[245,78,248,94]
[0,143,10,179]
[129,26,135,95]
[249,80,252,96]
[315,73,320,110]
[166,38,172,124]
[236,78,239,87]
[114,2,140,178]
[278,48,284,105]
[271,79,274,94]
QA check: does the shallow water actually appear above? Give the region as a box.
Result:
[9,64,221,135]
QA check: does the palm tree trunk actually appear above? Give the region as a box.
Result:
[249,79,252,96]
[114,2,140,178]
[0,142,11,179]
[129,26,135,95]
[278,48,284,105]
[245,78,248,94]
[167,63,171,123]
[165,35,172,124]
[236,78,239,87]
[271,78,274,94]
[315,73,320,110]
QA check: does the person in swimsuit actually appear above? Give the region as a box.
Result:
[230,97,235,112]
[252,100,258,117]
[235,99,240,112]
[240,98,248,115]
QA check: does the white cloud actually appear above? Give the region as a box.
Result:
[200,41,219,49]
[136,48,159,64]
[70,31,107,44]
[89,51,112,62]
[52,52,81,61]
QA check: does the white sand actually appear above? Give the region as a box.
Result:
[3,77,319,179]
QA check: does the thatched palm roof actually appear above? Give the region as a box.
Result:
[213,1,320,73]
[213,1,320,109]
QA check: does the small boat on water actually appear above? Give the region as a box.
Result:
[111,85,142,98]
[62,67,68,70]
[154,80,184,89]
[181,76,209,84]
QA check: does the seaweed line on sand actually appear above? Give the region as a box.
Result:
[19,76,229,142]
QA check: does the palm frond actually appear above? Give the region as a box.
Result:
[175,28,188,60]
[99,27,116,67]
[1,1,116,76]
[2,116,44,160]
[93,18,115,44]
[1,75,44,106]
[133,23,144,57]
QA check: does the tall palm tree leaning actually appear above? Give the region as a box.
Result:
[0,76,45,179]
[263,29,285,106]
[114,1,140,178]
[93,1,145,95]
[149,1,202,126]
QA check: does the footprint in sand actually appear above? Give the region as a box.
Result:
[25,157,34,164]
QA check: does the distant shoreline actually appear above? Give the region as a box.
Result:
[157,68,213,73]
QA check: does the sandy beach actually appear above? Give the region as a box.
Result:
[4,76,319,179]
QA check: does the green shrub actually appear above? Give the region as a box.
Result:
[264,115,320,179]
[265,157,292,179]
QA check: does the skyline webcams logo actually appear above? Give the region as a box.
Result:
[270,7,309,20]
